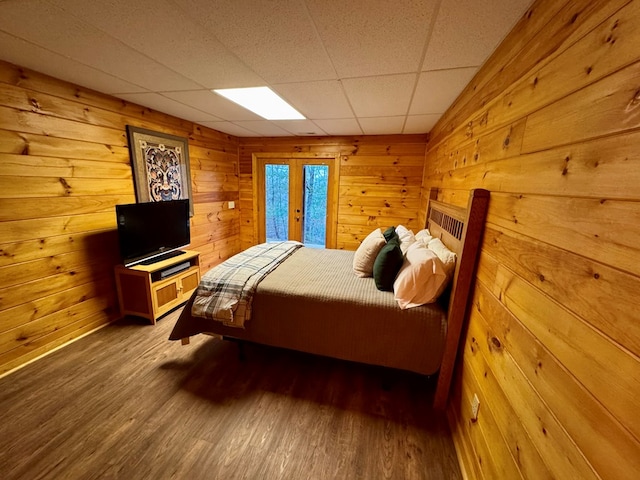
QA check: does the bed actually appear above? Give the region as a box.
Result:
[169,188,489,409]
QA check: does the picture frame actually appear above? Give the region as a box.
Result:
[125,125,193,216]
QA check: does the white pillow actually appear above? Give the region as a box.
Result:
[395,224,416,255]
[427,237,457,279]
[352,228,386,277]
[415,228,433,245]
[393,242,448,309]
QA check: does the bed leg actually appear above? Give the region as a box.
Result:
[237,341,246,362]
[181,337,190,346]
[220,336,247,362]
[380,370,395,391]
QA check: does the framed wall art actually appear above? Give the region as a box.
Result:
[126,125,193,216]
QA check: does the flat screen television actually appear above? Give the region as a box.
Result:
[115,199,190,267]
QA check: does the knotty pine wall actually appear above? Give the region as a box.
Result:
[0,60,240,376]
[238,135,427,251]
[420,0,640,478]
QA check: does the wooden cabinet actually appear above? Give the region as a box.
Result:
[114,250,200,324]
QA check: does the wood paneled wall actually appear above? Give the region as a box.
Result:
[0,60,240,376]
[238,135,427,250]
[421,0,640,478]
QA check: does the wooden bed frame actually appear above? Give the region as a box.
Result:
[173,188,489,409]
[425,188,489,409]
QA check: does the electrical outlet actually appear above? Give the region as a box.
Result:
[228,201,235,209]
[471,393,480,422]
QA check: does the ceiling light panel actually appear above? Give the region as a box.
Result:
[163,90,262,121]
[214,87,305,120]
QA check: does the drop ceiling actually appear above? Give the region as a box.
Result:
[0,0,532,137]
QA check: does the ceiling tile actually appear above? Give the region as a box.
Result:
[306,0,437,78]
[404,114,441,134]
[50,0,266,89]
[423,0,530,70]
[273,80,353,120]
[162,90,262,122]
[410,67,477,114]
[115,93,222,122]
[0,0,202,91]
[0,30,147,94]
[197,121,261,137]
[0,0,532,137]
[359,117,405,135]
[273,120,327,137]
[173,0,336,84]
[313,119,363,136]
[232,120,292,137]
[342,74,416,117]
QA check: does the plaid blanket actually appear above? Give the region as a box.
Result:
[191,241,303,328]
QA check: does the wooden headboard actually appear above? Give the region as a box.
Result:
[426,188,490,409]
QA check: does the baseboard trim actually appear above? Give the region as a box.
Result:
[0,321,113,380]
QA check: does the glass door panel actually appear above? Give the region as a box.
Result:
[301,164,329,248]
[264,164,289,242]
[255,154,337,248]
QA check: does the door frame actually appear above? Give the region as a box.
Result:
[251,152,340,248]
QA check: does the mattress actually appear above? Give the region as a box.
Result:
[170,247,448,375]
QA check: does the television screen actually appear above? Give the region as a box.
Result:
[116,199,190,267]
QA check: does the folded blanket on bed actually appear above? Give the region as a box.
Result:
[192,241,303,328]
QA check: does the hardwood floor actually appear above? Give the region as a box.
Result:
[0,308,462,480]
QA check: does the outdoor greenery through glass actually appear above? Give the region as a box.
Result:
[302,165,328,247]
[265,164,289,242]
[264,163,328,247]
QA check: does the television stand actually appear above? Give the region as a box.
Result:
[140,250,185,265]
[114,250,200,324]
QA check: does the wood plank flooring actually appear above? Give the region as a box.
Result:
[0,308,462,480]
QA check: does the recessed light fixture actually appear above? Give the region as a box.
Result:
[213,86,305,120]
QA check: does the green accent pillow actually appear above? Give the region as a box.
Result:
[373,235,404,291]
[382,226,396,242]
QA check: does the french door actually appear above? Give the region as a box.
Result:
[253,153,339,248]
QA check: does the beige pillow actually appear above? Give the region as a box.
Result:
[353,228,386,277]
[393,242,448,309]
[427,237,457,279]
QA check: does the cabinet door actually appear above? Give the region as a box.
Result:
[152,267,200,318]
[154,280,180,313]
[180,269,200,297]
